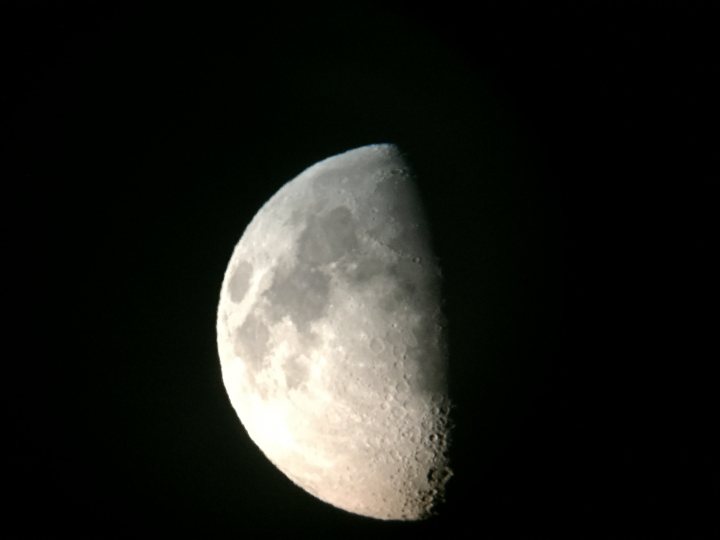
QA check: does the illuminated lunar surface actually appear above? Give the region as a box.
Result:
[216,144,451,520]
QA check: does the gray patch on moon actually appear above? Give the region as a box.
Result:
[398,259,439,311]
[263,263,331,332]
[284,355,309,390]
[298,206,358,265]
[348,257,386,283]
[261,206,359,332]
[234,314,270,369]
[228,261,253,302]
[370,177,429,259]
[404,314,447,395]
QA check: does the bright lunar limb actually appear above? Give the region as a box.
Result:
[216,144,452,520]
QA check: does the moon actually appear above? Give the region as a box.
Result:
[216,144,452,520]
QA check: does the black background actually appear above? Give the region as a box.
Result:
[6,1,717,537]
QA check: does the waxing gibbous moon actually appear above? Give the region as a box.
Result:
[216,144,451,520]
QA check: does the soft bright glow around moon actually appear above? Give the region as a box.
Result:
[216,144,451,520]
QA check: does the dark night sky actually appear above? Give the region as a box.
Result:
[6,2,717,537]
